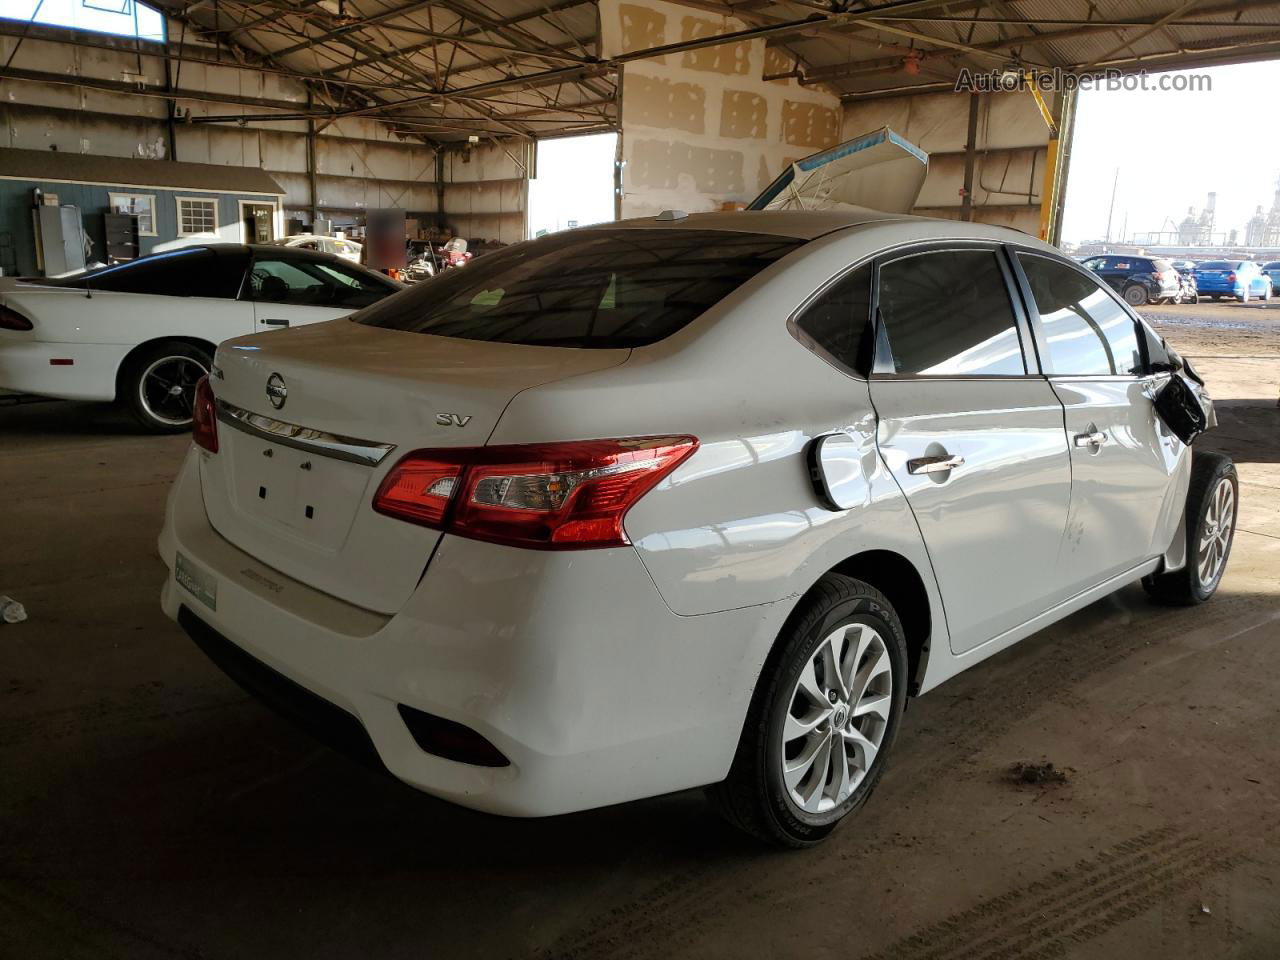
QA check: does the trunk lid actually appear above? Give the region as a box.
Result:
[200,319,629,613]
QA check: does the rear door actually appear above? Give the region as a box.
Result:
[1012,252,1184,595]
[246,254,393,331]
[868,245,1072,654]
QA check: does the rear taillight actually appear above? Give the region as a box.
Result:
[0,305,33,331]
[192,376,219,453]
[373,436,698,550]
[1227,272,1237,282]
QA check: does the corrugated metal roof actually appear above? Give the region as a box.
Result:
[115,0,1280,130]
[0,148,285,194]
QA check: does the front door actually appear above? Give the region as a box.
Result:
[1013,252,1185,595]
[247,254,392,331]
[869,247,1072,654]
[243,203,276,244]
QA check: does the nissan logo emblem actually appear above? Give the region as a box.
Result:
[266,372,288,410]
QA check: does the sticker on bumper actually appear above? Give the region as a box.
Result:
[175,552,217,611]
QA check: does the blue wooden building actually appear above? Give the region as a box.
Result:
[0,148,285,276]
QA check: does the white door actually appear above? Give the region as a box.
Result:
[246,254,390,332]
[869,247,1072,654]
[1014,252,1185,594]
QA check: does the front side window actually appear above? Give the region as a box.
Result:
[876,249,1026,376]
[177,197,218,237]
[108,192,156,236]
[249,257,392,308]
[353,229,800,348]
[1018,253,1143,377]
[792,264,872,375]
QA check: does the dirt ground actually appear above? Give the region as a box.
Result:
[1,301,1277,960]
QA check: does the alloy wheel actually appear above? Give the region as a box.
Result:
[781,623,893,814]
[1197,477,1235,587]
[139,355,209,426]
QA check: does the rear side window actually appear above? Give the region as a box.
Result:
[1017,254,1142,376]
[352,229,801,348]
[38,247,246,298]
[792,264,872,375]
[876,249,1026,376]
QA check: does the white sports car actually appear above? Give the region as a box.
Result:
[0,244,400,430]
[159,210,1232,847]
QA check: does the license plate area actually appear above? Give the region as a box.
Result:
[224,430,374,552]
[175,552,217,611]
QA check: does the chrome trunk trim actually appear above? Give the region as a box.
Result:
[215,399,396,466]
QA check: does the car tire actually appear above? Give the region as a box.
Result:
[706,573,909,848]
[1142,452,1238,606]
[121,340,213,433]
[1123,284,1149,306]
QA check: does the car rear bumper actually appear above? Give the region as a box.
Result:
[159,449,777,817]
[0,339,125,401]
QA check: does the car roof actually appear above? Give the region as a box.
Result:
[581,208,1057,250]
[178,242,364,267]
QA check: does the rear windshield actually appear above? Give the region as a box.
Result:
[1197,261,1231,269]
[32,247,247,299]
[351,228,802,347]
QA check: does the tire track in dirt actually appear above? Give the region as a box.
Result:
[861,826,1244,960]
[529,592,1273,960]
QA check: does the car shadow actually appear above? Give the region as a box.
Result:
[1200,399,1280,464]
[0,398,151,438]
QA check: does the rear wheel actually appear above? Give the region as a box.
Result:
[1123,284,1149,306]
[707,574,908,847]
[1142,453,1238,605]
[121,340,212,433]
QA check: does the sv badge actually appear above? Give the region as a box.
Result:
[436,413,473,428]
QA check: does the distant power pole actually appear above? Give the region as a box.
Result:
[1104,168,1120,243]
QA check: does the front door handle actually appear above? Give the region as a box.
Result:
[1073,430,1107,448]
[907,454,965,475]
[262,317,290,327]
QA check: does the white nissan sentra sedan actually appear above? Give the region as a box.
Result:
[158,209,1235,846]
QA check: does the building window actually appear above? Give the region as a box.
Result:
[107,192,156,236]
[176,197,218,237]
[0,0,166,42]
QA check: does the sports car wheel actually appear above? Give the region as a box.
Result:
[1143,453,1237,605]
[707,573,908,847]
[1123,284,1149,306]
[122,340,212,433]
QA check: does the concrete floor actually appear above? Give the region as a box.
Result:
[2,304,1278,959]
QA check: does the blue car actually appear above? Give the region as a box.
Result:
[1194,260,1271,302]
[1262,261,1280,297]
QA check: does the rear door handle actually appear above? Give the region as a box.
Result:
[1073,430,1107,447]
[907,454,965,475]
[262,317,290,327]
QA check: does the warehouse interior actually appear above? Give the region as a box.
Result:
[4,0,1280,956]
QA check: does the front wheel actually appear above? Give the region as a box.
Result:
[707,574,908,847]
[1143,453,1238,605]
[121,340,212,433]
[1123,284,1149,306]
